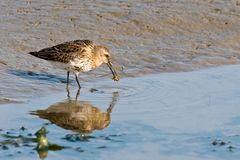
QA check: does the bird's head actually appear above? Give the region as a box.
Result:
[94,46,120,81]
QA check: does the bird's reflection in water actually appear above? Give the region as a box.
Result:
[32,91,119,134]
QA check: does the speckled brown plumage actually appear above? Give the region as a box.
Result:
[29,40,94,63]
[29,39,120,89]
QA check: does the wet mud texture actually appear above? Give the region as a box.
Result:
[0,0,240,101]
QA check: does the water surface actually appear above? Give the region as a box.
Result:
[1,65,240,159]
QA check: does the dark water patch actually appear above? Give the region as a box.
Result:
[75,147,84,152]
[98,135,124,143]
[96,145,107,149]
[20,126,27,131]
[210,135,240,153]
[8,69,73,84]
[212,139,227,146]
[63,134,96,142]
[89,88,104,94]
[48,144,66,151]
[108,134,125,137]
[89,88,99,93]
[23,143,35,147]
[7,154,13,157]
[228,146,236,152]
[1,145,9,150]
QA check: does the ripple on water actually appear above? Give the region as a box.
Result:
[86,75,184,105]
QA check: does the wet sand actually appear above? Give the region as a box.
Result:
[0,0,240,101]
[1,65,240,159]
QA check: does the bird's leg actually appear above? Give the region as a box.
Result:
[75,73,81,89]
[66,85,70,99]
[75,89,80,102]
[66,71,70,99]
[66,71,70,85]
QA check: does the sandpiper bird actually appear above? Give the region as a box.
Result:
[29,40,120,88]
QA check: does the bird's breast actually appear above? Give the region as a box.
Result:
[69,59,94,72]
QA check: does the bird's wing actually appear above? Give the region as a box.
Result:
[29,40,94,63]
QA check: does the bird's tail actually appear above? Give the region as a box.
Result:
[29,51,39,57]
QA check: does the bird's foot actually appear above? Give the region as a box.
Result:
[112,75,120,81]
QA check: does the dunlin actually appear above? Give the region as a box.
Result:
[29,40,120,88]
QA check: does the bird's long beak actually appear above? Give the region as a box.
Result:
[107,62,120,81]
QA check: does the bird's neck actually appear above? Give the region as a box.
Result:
[92,53,103,68]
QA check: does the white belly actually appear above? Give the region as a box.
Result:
[69,59,93,72]
[49,59,94,73]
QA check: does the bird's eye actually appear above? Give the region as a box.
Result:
[105,54,109,58]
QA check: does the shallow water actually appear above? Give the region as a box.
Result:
[1,65,240,160]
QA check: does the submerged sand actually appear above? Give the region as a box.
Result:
[0,0,240,101]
